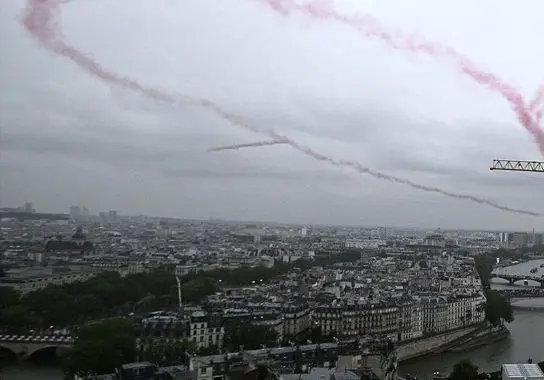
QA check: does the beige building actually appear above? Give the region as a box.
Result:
[399,301,423,341]
[189,311,225,349]
[418,293,486,336]
[281,302,311,338]
[248,301,311,339]
[313,302,400,341]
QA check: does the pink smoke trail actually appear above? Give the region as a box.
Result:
[208,139,289,152]
[263,0,544,153]
[529,87,544,125]
[529,87,543,112]
[21,0,540,217]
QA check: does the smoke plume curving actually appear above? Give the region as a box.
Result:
[21,0,541,216]
[262,0,544,153]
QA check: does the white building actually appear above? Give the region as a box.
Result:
[189,311,224,349]
[0,271,96,294]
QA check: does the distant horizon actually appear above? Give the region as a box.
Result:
[5,0,544,235]
[3,205,539,235]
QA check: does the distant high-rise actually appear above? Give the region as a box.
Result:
[109,210,117,220]
[533,233,544,247]
[498,232,510,247]
[24,202,34,213]
[499,232,530,249]
[70,206,81,218]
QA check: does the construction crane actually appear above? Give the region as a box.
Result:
[490,159,544,173]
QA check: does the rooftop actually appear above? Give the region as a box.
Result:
[503,364,544,379]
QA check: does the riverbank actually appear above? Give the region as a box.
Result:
[512,304,544,311]
[396,323,511,363]
[445,325,510,353]
[399,259,544,378]
[397,324,485,361]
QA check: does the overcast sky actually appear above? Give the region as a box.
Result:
[2,0,544,230]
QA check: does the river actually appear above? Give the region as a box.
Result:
[5,259,544,379]
[0,364,63,380]
[400,258,544,379]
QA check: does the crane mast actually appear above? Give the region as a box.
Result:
[490,159,544,173]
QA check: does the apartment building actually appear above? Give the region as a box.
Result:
[471,293,486,323]
[175,264,199,277]
[91,262,126,273]
[189,311,225,349]
[281,302,312,338]
[417,293,486,336]
[419,295,448,335]
[450,275,481,288]
[246,301,312,339]
[399,300,423,341]
[189,342,341,380]
[312,302,400,341]
[223,309,283,341]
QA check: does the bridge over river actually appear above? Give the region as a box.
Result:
[0,334,73,360]
[497,289,544,298]
[489,270,544,287]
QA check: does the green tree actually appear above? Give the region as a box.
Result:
[24,285,76,327]
[138,338,195,365]
[488,372,502,380]
[484,289,514,325]
[62,318,136,377]
[0,287,20,310]
[474,254,514,325]
[1,269,177,331]
[2,262,315,333]
[73,294,106,321]
[169,339,196,364]
[181,277,217,303]
[0,304,35,333]
[450,359,479,380]
[474,255,494,290]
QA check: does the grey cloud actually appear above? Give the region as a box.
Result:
[3,131,351,183]
[3,132,179,166]
[164,166,349,181]
[2,0,544,229]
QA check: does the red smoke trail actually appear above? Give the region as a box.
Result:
[529,87,543,113]
[263,0,544,153]
[529,87,544,125]
[22,0,540,217]
[208,139,289,152]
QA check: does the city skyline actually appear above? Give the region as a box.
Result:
[4,200,544,235]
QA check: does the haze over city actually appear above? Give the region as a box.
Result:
[2,0,544,229]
